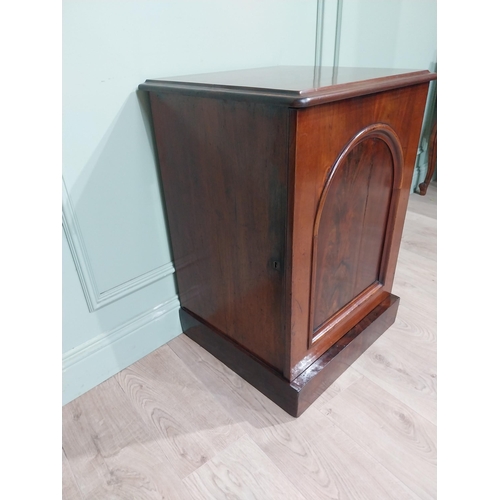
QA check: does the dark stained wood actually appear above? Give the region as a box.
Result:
[179,307,298,415]
[142,66,435,416]
[139,66,436,108]
[311,136,394,334]
[180,295,399,417]
[293,294,399,416]
[419,121,437,196]
[149,94,289,373]
[288,84,430,379]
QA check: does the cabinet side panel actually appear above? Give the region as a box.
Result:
[150,93,288,372]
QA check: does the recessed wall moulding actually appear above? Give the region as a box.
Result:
[139,66,436,416]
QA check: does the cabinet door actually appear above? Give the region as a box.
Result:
[287,85,429,380]
[310,125,402,344]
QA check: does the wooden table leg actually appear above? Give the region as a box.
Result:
[419,121,437,196]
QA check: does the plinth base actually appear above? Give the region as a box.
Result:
[180,294,399,417]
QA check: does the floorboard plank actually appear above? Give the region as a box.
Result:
[386,303,436,362]
[312,365,364,408]
[62,449,84,500]
[319,376,436,500]
[183,435,307,500]
[251,406,421,500]
[400,211,437,263]
[168,334,297,430]
[407,183,437,219]
[62,377,191,499]
[115,344,246,479]
[351,335,436,424]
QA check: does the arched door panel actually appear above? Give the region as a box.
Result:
[309,124,403,346]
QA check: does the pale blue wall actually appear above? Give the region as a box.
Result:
[338,0,436,69]
[335,0,437,190]
[62,0,317,404]
[62,0,436,404]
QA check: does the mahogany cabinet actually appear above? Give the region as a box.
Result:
[139,66,436,416]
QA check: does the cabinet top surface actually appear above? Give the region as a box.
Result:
[139,66,436,107]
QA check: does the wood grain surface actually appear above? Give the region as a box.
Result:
[289,83,430,378]
[115,347,245,479]
[139,66,435,108]
[351,335,437,424]
[184,435,307,500]
[319,376,436,500]
[63,184,437,499]
[312,136,393,334]
[150,93,289,373]
[62,449,83,500]
[244,407,421,500]
[147,68,433,391]
[62,377,192,499]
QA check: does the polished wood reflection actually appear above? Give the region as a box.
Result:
[312,137,393,334]
[141,66,435,413]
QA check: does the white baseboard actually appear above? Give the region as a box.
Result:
[62,297,182,405]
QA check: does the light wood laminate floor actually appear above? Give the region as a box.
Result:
[63,184,437,500]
